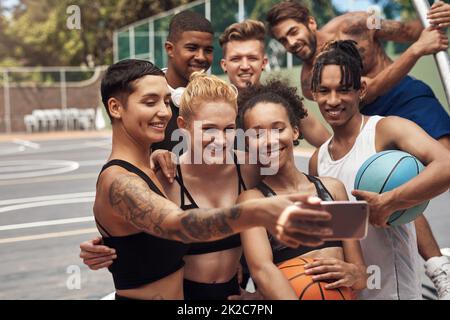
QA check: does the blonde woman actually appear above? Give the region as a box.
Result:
[85,67,333,300]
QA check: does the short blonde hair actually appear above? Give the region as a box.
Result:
[219,20,266,49]
[179,72,238,121]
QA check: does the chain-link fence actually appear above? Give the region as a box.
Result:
[0,66,106,134]
[113,0,303,75]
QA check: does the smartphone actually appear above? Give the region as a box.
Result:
[320,201,369,240]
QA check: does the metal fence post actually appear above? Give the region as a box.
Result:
[3,70,11,134]
[113,31,119,63]
[60,69,68,131]
[129,27,136,59]
[412,0,450,109]
[238,0,245,22]
[149,19,155,63]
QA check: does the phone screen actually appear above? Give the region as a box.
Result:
[320,201,369,240]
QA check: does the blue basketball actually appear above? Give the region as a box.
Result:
[354,150,429,226]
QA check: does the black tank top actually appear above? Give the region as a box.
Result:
[175,153,246,255]
[96,159,189,290]
[256,174,342,265]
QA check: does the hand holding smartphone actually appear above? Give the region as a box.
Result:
[320,201,369,240]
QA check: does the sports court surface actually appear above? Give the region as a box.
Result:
[0,132,448,299]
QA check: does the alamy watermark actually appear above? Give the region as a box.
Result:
[366,6,382,30]
[168,122,283,176]
[366,265,382,290]
[66,265,81,290]
[66,5,81,30]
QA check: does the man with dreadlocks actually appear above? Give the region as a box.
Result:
[268,0,450,299]
[267,1,450,147]
[308,40,450,300]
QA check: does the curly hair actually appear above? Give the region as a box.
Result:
[311,40,364,93]
[237,79,307,144]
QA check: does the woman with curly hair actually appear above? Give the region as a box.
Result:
[236,79,367,299]
[82,70,334,300]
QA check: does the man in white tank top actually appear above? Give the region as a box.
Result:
[308,41,450,299]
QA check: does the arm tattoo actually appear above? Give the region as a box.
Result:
[377,20,421,42]
[339,15,373,46]
[179,206,242,241]
[108,174,243,242]
[380,20,407,36]
[109,174,173,237]
[344,17,368,36]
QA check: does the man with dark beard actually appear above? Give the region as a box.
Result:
[267,1,450,147]
[267,1,450,300]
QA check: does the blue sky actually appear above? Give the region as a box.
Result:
[0,0,379,16]
[1,0,376,11]
[1,0,376,12]
[332,0,375,12]
[1,0,18,8]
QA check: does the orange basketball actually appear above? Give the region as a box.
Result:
[278,257,354,300]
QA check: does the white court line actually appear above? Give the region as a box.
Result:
[0,192,95,206]
[18,140,111,155]
[77,160,107,166]
[0,197,95,214]
[0,173,98,186]
[0,145,25,156]
[0,216,94,231]
[13,139,40,149]
[0,228,98,244]
[0,164,60,173]
[0,160,79,180]
[0,160,104,174]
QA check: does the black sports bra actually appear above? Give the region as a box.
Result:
[175,153,246,255]
[256,174,342,265]
[96,159,189,290]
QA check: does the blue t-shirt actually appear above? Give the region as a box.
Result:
[361,76,450,140]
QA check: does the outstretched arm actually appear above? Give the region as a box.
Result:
[108,173,254,243]
[375,19,423,43]
[362,26,449,105]
[337,11,420,43]
[107,173,333,245]
[376,1,450,42]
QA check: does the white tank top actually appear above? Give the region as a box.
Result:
[317,116,422,300]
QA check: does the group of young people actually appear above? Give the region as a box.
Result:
[79,1,450,300]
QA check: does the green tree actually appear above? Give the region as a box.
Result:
[1,0,193,67]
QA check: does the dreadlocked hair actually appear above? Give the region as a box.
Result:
[311,40,364,93]
[238,79,307,145]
